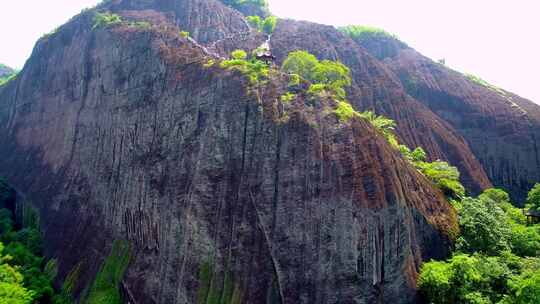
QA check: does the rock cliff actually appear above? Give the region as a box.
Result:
[350,34,540,203]
[0,1,459,303]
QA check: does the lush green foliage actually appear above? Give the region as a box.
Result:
[358,111,397,144]
[220,49,269,85]
[416,161,465,199]
[180,31,190,38]
[419,186,540,303]
[338,25,397,41]
[85,240,130,304]
[456,197,511,255]
[0,242,34,303]
[247,15,276,34]
[280,92,296,103]
[353,110,466,199]
[93,12,122,29]
[0,181,71,303]
[0,207,57,303]
[261,16,277,34]
[0,73,18,87]
[334,102,359,121]
[527,183,540,212]
[282,50,351,104]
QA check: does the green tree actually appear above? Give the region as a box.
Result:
[415,161,465,199]
[246,15,261,29]
[262,16,277,34]
[0,242,34,303]
[419,254,511,304]
[457,197,511,255]
[282,50,319,81]
[513,271,540,303]
[527,183,540,212]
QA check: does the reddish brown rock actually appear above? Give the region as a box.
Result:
[0,5,456,304]
[270,20,492,195]
[350,34,540,202]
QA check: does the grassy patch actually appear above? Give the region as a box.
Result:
[84,240,131,304]
[93,12,122,30]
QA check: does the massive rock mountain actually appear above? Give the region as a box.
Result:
[349,34,540,203]
[1,0,535,303]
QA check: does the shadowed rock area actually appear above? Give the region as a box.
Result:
[0,1,459,303]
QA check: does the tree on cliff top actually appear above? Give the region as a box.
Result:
[527,183,540,212]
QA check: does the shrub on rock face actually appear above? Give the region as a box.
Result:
[93,12,122,29]
[261,16,277,34]
[220,50,269,85]
[282,50,351,103]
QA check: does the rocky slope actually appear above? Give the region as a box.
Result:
[350,34,540,203]
[0,1,459,303]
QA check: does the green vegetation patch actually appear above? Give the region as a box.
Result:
[84,240,131,304]
[220,49,270,85]
[280,92,296,103]
[465,73,507,96]
[282,50,351,102]
[93,12,122,29]
[334,101,359,121]
[246,15,277,34]
[338,25,398,41]
[197,262,240,304]
[0,73,18,87]
[418,184,540,303]
[526,183,540,212]
[0,181,62,303]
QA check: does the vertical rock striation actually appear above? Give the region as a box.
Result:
[351,34,540,202]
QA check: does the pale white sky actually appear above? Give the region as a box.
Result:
[1,0,538,103]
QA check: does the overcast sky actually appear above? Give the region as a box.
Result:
[1,0,538,103]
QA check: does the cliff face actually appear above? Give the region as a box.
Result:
[351,35,540,202]
[0,3,457,304]
[270,20,492,195]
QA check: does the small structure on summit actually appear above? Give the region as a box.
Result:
[254,41,276,65]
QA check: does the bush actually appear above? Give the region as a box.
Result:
[419,254,511,304]
[220,50,269,85]
[0,243,35,303]
[261,16,277,34]
[334,101,359,121]
[246,16,262,29]
[280,92,296,103]
[282,50,351,102]
[415,160,465,198]
[85,240,130,304]
[338,25,397,41]
[457,197,511,255]
[93,12,122,29]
